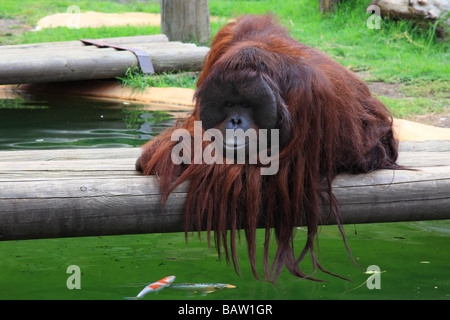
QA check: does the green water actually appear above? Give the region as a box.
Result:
[1,222,449,300]
[0,93,181,150]
[0,94,449,300]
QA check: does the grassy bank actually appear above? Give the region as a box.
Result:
[1,0,448,120]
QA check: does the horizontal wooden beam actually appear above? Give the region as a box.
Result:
[0,35,209,84]
[0,143,449,241]
[0,35,169,51]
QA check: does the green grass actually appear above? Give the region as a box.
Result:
[378,96,448,118]
[1,0,448,119]
[16,25,161,44]
[210,0,449,82]
[118,68,198,91]
[401,79,449,99]
[0,0,159,25]
[378,79,449,118]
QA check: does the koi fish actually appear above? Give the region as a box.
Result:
[124,275,176,300]
[170,283,236,296]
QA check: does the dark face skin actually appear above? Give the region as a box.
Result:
[135,76,282,172]
[199,76,278,153]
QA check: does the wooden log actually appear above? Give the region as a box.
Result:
[0,43,210,84]
[371,0,450,21]
[0,144,449,241]
[399,140,450,152]
[0,43,202,61]
[0,34,169,51]
[0,41,197,55]
[370,0,450,35]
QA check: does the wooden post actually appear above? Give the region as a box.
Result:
[161,0,211,44]
[319,0,342,13]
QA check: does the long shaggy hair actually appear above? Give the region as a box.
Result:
[137,15,399,282]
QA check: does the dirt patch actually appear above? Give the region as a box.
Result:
[0,18,33,42]
[366,82,406,99]
[36,12,161,29]
[364,79,449,128]
[409,111,450,128]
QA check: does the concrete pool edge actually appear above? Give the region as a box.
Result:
[0,81,194,110]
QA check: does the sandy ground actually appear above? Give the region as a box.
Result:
[35,11,225,29]
[36,12,161,29]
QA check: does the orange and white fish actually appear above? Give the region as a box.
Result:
[124,275,176,300]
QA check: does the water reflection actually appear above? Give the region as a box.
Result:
[0,93,189,150]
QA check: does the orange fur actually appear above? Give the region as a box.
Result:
[138,15,398,282]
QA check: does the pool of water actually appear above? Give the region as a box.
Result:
[1,222,449,300]
[0,92,183,150]
[0,93,449,300]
